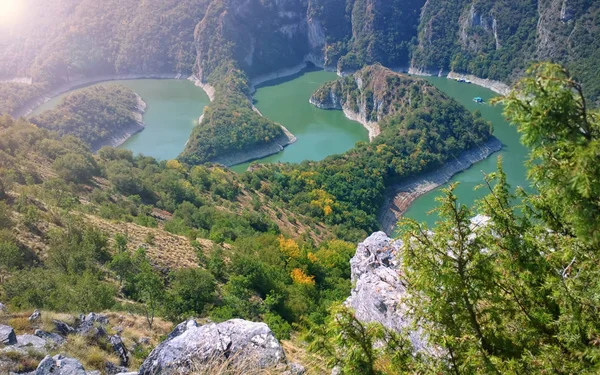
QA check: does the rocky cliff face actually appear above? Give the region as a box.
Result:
[310,65,449,140]
[345,232,432,353]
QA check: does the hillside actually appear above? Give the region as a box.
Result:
[1,0,599,164]
[30,85,146,151]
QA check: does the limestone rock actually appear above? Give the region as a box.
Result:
[109,335,129,367]
[35,354,87,375]
[105,361,129,375]
[0,324,17,345]
[345,232,428,352]
[35,329,66,345]
[53,320,75,336]
[284,362,306,375]
[139,319,286,375]
[15,334,49,350]
[0,303,7,312]
[79,313,109,326]
[28,309,41,322]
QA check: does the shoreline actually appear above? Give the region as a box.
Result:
[378,137,503,234]
[12,73,189,118]
[309,97,381,142]
[91,94,147,152]
[210,128,297,167]
[405,67,510,96]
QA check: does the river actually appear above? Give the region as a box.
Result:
[231,69,369,172]
[400,77,531,227]
[28,71,530,230]
[29,79,210,161]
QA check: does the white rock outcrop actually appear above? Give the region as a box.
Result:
[139,319,286,375]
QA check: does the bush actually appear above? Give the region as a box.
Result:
[52,152,97,183]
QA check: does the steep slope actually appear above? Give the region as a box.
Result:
[411,0,600,102]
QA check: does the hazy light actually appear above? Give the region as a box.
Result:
[0,0,24,27]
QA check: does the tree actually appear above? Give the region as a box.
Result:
[305,305,416,375]
[134,250,165,329]
[393,63,600,373]
[499,63,600,246]
[52,152,97,183]
[165,268,216,321]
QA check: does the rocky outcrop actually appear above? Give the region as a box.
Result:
[52,320,75,336]
[344,232,430,352]
[35,354,87,375]
[35,330,66,345]
[0,324,17,345]
[139,319,286,374]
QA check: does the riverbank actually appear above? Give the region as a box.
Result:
[188,75,215,102]
[406,67,510,96]
[249,62,311,94]
[378,137,503,234]
[12,73,186,118]
[309,95,380,141]
[211,127,297,167]
[92,94,148,152]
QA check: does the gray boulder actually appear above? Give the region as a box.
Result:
[109,335,129,366]
[284,362,306,375]
[79,313,109,326]
[35,329,66,345]
[104,361,128,375]
[53,320,75,336]
[28,309,41,322]
[77,314,109,338]
[35,354,86,375]
[15,334,50,350]
[139,319,286,375]
[0,324,17,345]
[0,302,7,312]
[345,232,429,352]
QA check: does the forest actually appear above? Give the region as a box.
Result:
[30,85,143,151]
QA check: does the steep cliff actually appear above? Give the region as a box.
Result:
[411,0,600,102]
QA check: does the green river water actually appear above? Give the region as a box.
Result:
[230,69,369,172]
[30,79,210,161]
[401,77,531,227]
[29,71,531,229]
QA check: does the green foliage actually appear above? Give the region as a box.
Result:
[52,152,98,183]
[305,305,417,375]
[31,85,142,150]
[500,63,600,246]
[391,63,600,373]
[165,268,216,322]
[250,66,492,237]
[134,249,166,329]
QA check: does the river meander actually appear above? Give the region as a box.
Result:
[28,71,530,230]
[29,79,210,161]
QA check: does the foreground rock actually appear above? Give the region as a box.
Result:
[0,324,17,345]
[139,319,286,374]
[345,232,430,353]
[35,354,86,375]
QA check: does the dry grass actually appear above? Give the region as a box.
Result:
[0,348,45,373]
[85,214,210,269]
[281,338,329,375]
[57,334,120,371]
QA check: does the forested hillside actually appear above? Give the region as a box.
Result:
[1,0,599,163]
[31,85,144,151]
